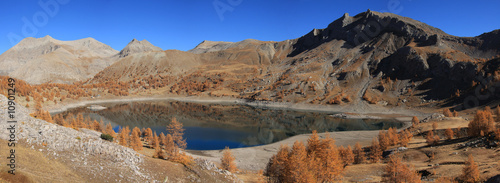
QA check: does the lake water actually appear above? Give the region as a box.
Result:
[54,100,403,150]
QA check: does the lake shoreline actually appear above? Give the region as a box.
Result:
[47,94,429,119]
[46,94,423,171]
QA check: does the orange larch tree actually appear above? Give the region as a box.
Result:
[378,130,390,151]
[353,142,366,164]
[468,110,496,137]
[339,145,355,166]
[370,138,382,163]
[445,128,454,140]
[461,155,480,183]
[265,145,290,182]
[426,130,440,146]
[131,127,143,151]
[443,109,453,117]
[383,156,421,183]
[164,134,175,155]
[221,146,238,173]
[286,141,316,183]
[432,122,438,131]
[166,117,187,149]
[412,116,419,127]
[306,130,321,154]
[151,132,159,149]
[104,123,116,139]
[144,128,153,145]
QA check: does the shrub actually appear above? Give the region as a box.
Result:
[411,116,419,127]
[443,109,453,117]
[221,146,238,173]
[370,138,382,163]
[461,155,480,183]
[353,142,366,164]
[383,156,421,183]
[265,133,344,182]
[445,128,454,140]
[100,134,114,142]
[426,131,439,146]
[468,110,496,137]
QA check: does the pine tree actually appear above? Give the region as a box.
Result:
[76,113,84,128]
[92,120,102,132]
[370,138,382,163]
[153,142,165,159]
[286,141,316,183]
[221,146,238,173]
[399,129,412,147]
[353,142,366,164]
[468,110,497,137]
[445,128,454,140]
[461,155,480,183]
[387,127,399,146]
[119,126,130,147]
[265,145,290,182]
[307,130,321,154]
[151,132,159,149]
[166,117,186,149]
[383,156,421,183]
[105,123,116,139]
[144,128,153,145]
[319,138,343,182]
[164,134,175,155]
[159,132,165,146]
[378,130,390,151]
[432,122,438,131]
[412,116,419,127]
[426,130,439,146]
[339,145,355,166]
[443,109,453,117]
[131,127,143,151]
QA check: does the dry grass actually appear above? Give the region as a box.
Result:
[0,140,85,183]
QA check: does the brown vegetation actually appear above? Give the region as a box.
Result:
[221,147,238,173]
[265,131,344,182]
[468,109,496,137]
[383,156,421,183]
[461,155,480,183]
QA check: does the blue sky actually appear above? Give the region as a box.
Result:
[0,0,499,54]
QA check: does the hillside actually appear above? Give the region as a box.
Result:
[0,10,499,110]
[86,10,500,110]
[118,39,163,58]
[0,36,118,84]
[0,95,242,182]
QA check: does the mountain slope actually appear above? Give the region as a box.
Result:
[0,36,118,84]
[118,39,163,57]
[5,10,500,109]
[86,10,500,110]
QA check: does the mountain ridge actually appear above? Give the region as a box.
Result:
[2,10,500,109]
[0,36,118,84]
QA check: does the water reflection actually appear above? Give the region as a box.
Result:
[55,100,403,150]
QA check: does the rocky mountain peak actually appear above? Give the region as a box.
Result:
[118,38,163,57]
[289,10,448,57]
